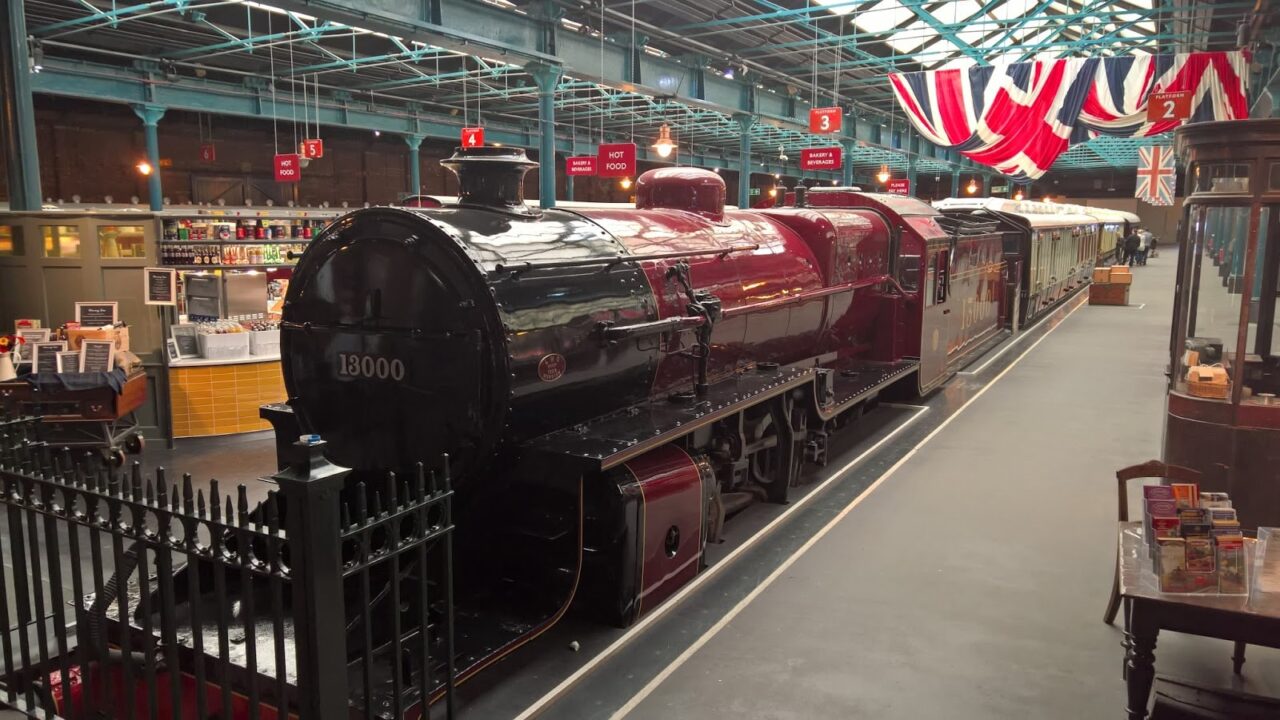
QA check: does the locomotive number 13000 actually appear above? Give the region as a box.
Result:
[337,353,406,381]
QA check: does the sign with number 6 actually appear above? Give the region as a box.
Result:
[809,107,842,134]
[1146,90,1192,123]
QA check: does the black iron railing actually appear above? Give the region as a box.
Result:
[0,414,455,720]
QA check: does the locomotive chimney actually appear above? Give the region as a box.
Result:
[440,146,540,215]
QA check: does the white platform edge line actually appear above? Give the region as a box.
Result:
[510,408,932,719]
[606,295,1089,720]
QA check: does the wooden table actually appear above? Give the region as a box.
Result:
[1118,522,1280,719]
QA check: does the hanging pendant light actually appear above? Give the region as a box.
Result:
[876,165,890,184]
[652,124,675,158]
[136,160,153,176]
[1013,190,1024,201]
[620,177,633,190]
[966,178,979,195]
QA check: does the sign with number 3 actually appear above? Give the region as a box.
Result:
[809,107,842,134]
[1147,90,1192,123]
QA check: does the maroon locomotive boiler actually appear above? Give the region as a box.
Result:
[276,147,1005,688]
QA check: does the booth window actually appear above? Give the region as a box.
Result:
[1242,205,1280,403]
[1269,162,1280,191]
[41,226,81,258]
[0,226,20,256]
[1192,162,1250,194]
[1176,204,1250,400]
[98,225,147,259]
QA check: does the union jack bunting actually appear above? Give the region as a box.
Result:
[888,51,1249,180]
[1136,145,1175,206]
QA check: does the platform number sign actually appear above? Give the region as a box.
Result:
[461,127,485,148]
[301,138,324,159]
[809,107,842,134]
[199,144,216,163]
[1147,90,1192,123]
[274,153,301,183]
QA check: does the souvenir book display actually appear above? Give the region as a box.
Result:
[1142,483,1251,595]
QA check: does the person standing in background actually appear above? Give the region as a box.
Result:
[1137,229,1152,265]
[1122,231,1141,266]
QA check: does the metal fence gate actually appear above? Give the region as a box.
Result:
[0,414,455,720]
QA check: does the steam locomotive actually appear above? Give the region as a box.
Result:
[259,147,1024,689]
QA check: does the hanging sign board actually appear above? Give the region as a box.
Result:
[800,147,842,171]
[1147,90,1193,123]
[144,267,178,306]
[199,144,216,163]
[809,107,843,134]
[886,179,912,196]
[301,138,324,159]
[274,153,302,183]
[597,143,637,178]
[461,127,485,148]
[566,156,598,176]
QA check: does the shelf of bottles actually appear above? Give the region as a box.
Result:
[158,213,334,269]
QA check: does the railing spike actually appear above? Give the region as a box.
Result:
[415,462,426,500]
[197,488,207,517]
[356,482,368,523]
[182,474,195,514]
[387,470,398,508]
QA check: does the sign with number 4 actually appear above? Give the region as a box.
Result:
[809,107,842,134]
[461,127,485,148]
[1147,90,1192,123]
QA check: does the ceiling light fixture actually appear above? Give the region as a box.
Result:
[778,144,788,162]
[652,124,675,158]
[876,165,890,183]
[620,177,633,190]
[1013,190,1024,201]
[966,178,979,195]
[136,160,153,176]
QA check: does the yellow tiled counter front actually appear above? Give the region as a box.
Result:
[169,360,285,438]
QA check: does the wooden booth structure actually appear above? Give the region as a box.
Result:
[1166,118,1280,530]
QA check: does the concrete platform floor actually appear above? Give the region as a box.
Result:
[612,250,1280,720]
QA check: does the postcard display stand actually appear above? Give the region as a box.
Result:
[1140,483,1276,598]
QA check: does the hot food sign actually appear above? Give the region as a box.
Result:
[597,143,637,177]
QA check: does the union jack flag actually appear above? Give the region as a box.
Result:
[1136,145,1175,206]
[888,51,1249,180]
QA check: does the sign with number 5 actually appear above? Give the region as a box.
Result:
[809,107,842,134]
[1147,90,1192,123]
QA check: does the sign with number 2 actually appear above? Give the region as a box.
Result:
[1147,90,1192,123]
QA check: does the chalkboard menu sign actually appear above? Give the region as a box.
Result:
[79,340,115,373]
[33,342,67,375]
[75,302,118,328]
[170,324,200,358]
[56,351,81,373]
[145,267,177,306]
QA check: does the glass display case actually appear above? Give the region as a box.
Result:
[1166,118,1280,530]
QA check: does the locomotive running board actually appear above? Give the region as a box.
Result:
[817,358,919,420]
[526,366,817,472]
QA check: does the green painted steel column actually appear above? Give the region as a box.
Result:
[906,160,918,197]
[527,62,562,209]
[841,138,856,187]
[950,170,961,198]
[405,134,424,196]
[132,104,166,211]
[734,113,755,208]
[1,0,42,210]
[565,163,575,202]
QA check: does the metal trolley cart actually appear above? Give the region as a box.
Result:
[0,370,147,466]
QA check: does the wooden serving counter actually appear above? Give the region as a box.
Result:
[168,355,285,438]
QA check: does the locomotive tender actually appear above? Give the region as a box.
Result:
[271,146,1016,688]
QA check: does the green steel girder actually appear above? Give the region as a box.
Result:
[27,57,848,181]
[901,0,987,66]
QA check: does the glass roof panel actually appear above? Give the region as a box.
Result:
[851,0,914,31]
[991,0,1035,21]
[922,39,958,67]
[813,0,855,16]
[887,20,930,53]
[934,0,982,22]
